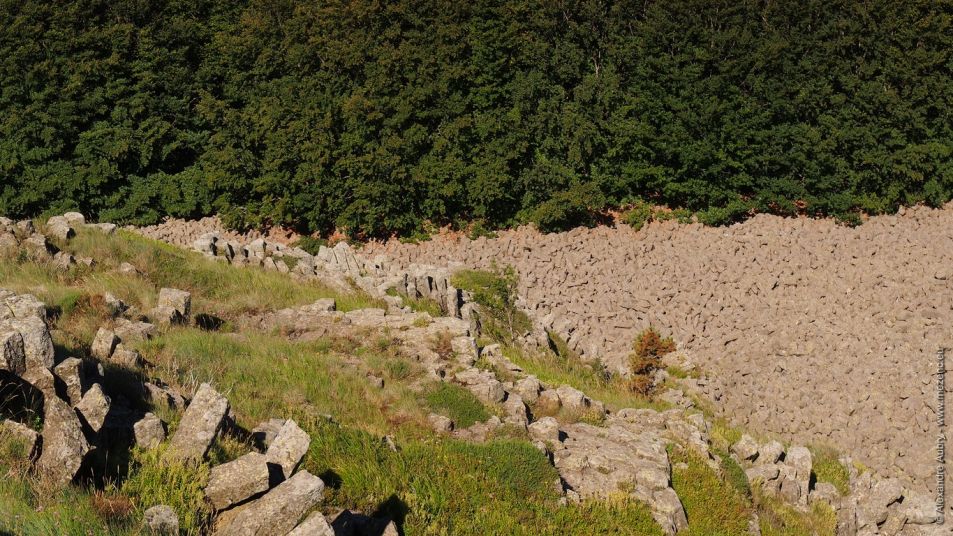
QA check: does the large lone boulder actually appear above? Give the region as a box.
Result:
[266,419,310,480]
[36,396,91,485]
[205,452,273,510]
[213,470,325,536]
[169,383,229,461]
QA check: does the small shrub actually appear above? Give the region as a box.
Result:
[655,207,693,224]
[696,199,754,226]
[529,183,605,233]
[89,490,135,524]
[632,327,676,359]
[622,200,654,231]
[627,327,676,394]
[466,220,498,240]
[430,332,454,360]
[383,359,415,381]
[424,383,490,428]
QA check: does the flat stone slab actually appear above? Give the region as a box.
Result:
[169,383,229,462]
[213,470,325,536]
[205,452,272,510]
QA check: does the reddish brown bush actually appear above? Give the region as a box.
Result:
[632,327,676,359]
[627,327,676,394]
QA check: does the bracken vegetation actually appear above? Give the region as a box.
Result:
[1,0,950,237]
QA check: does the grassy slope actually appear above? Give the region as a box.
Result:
[0,228,662,535]
[0,227,835,534]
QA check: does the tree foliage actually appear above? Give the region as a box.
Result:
[2,0,951,237]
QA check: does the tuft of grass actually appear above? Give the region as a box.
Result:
[670,447,751,535]
[709,419,743,453]
[405,296,444,318]
[809,444,850,496]
[0,428,31,477]
[0,476,131,535]
[714,447,751,499]
[121,445,211,535]
[756,489,837,536]
[424,383,491,428]
[450,267,532,343]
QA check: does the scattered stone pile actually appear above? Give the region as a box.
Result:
[133,216,296,249]
[255,297,697,532]
[362,206,953,507]
[730,433,940,535]
[0,285,343,535]
[0,212,114,268]
[184,230,488,325]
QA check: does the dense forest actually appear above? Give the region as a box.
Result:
[0,0,950,238]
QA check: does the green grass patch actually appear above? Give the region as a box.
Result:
[424,382,491,428]
[670,447,751,536]
[121,445,211,534]
[714,447,751,499]
[306,421,662,535]
[809,444,850,496]
[137,329,429,436]
[756,489,836,536]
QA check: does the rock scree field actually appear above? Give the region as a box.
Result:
[362,205,953,504]
[0,210,948,535]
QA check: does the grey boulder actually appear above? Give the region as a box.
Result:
[169,383,229,461]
